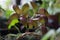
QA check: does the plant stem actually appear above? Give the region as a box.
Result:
[14,26,20,33]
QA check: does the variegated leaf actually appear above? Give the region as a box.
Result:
[38,8,50,17]
[8,13,19,25]
[13,5,22,15]
[30,2,38,12]
[22,3,29,13]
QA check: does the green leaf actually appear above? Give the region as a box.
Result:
[29,9,34,17]
[8,19,19,29]
[5,9,13,18]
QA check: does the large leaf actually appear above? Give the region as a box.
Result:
[13,5,22,15]
[39,18,45,24]
[22,3,29,13]
[28,23,33,29]
[8,19,19,29]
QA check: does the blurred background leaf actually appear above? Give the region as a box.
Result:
[6,0,11,6]
[54,0,60,8]
[29,9,34,17]
[5,9,13,19]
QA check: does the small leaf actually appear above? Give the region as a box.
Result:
[13,5,22,15]
[9,13,19,21]
[39,18,45,24]
[22,3,29,13]
[8,19,19,29]
[30,2,38,12]
[30,2,38,9]
[38,8,50,17]
[29,24,33,29]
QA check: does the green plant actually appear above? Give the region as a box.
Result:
[8,2,39,31]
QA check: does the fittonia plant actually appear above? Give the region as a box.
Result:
[7,1,51,33]
[8,2,39,30]
[5,1,60,40]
